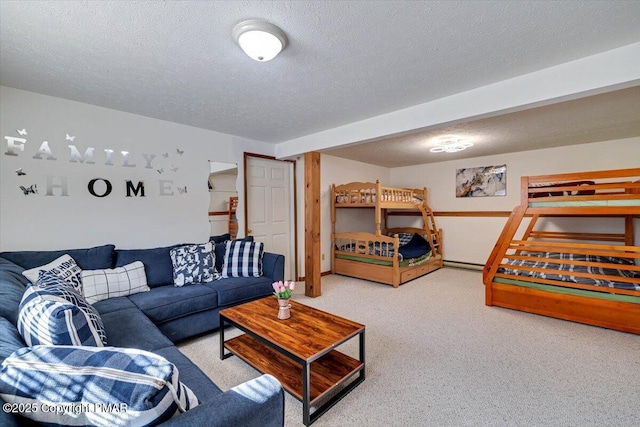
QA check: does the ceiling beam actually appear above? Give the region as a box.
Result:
[276,43,640,159]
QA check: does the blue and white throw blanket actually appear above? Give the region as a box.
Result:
[0,345,199,427]
[499,252,640,291]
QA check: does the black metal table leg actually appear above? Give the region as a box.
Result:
[303,361,311,426]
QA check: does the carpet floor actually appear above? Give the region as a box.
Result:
[177,268,640,426]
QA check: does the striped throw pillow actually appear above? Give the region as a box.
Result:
[0,345,199,426]
[17,272,107,347]
[81,261,150,304]
[222,240,264,278]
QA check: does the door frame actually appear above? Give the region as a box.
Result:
[243,152,298,280]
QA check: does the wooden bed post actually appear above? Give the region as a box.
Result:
[625,216,635,246]
[375,180,382,235]
[331,184,336,274]
[304,152,321,297]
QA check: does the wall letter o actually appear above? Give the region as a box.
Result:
[88,178,113,198]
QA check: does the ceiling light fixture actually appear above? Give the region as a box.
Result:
[430,139,473,153]
[232,20,288,62]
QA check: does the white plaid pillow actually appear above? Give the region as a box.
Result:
[222,240,264,278]
[80,261,149,304]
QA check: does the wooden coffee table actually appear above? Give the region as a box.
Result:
[220,297,365,426]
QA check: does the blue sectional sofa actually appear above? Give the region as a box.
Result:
[0,242,285,426]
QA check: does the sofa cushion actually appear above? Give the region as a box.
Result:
[0,318,25,365]
[22,254,83,292]
[0,244,115,270]
[81,261,150,304]
[128,285,218,324]
[92,295,138,315]
[205,277,273,306]
[115,245,177,288]
[18,273,107,347]
[154,346,222,402]
[221,240,264,278]
[0,345,199,427]
[100,307,173,351]
[0,257,29,325]
[170,243,220,287]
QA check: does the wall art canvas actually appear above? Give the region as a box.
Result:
[456,164,506,197]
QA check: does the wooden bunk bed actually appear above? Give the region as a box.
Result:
[483,168,640,334]
[331,181,443,287]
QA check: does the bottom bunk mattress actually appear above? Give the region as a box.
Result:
[498,252,640,291]
[336,250,431,267]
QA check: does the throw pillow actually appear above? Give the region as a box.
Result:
[18,272,107,347]
[22,254,83,292]
[0,345,199,427]
[170,242,220,287]
[222,240,264,278]
[0,318,25,364]
[209,233,231,243]
[81,261,150,304]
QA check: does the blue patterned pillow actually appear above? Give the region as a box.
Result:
[0,345,199,426]
[389,232,415,246]
[222,240,264,278]
[17,272,107,347]
[170,242,220,287]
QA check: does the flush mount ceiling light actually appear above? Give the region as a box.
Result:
[430,139,473,153]
[232,20,288,62]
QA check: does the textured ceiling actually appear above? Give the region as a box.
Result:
[1,0,640,147]
[324,86,640,167]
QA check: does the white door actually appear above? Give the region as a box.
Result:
[246,157,294,280]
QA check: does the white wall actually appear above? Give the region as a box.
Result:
[390,137,640,264]
[0,86,273,251]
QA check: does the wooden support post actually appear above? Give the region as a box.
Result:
[625,216,635,246]
[305,152,321,297]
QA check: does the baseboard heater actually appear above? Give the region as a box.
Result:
[443,260,484,271]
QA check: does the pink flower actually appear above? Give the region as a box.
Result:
[289,282,295,290]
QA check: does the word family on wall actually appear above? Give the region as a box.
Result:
[4,129,189,198]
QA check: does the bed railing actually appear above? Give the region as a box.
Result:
[333,232,400,262]
[332,181,426,207]
[522,168,640,206]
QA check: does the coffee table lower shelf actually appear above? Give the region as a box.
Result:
[224,334,364,406]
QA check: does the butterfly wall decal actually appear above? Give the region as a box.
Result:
[66,134,76,142]
[19,185,38,195]
[157,168,164,174]
[162,153,169,158]
[176,149,184,156]
[177,186,187,195]
[15,168,26,176]
[171,166,179,173]
[17,128,27,136]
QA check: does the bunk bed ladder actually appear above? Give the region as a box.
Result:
[419,204,441,256]
[483,206,526,302]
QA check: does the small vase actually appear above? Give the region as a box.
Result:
[277,298,291,320]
